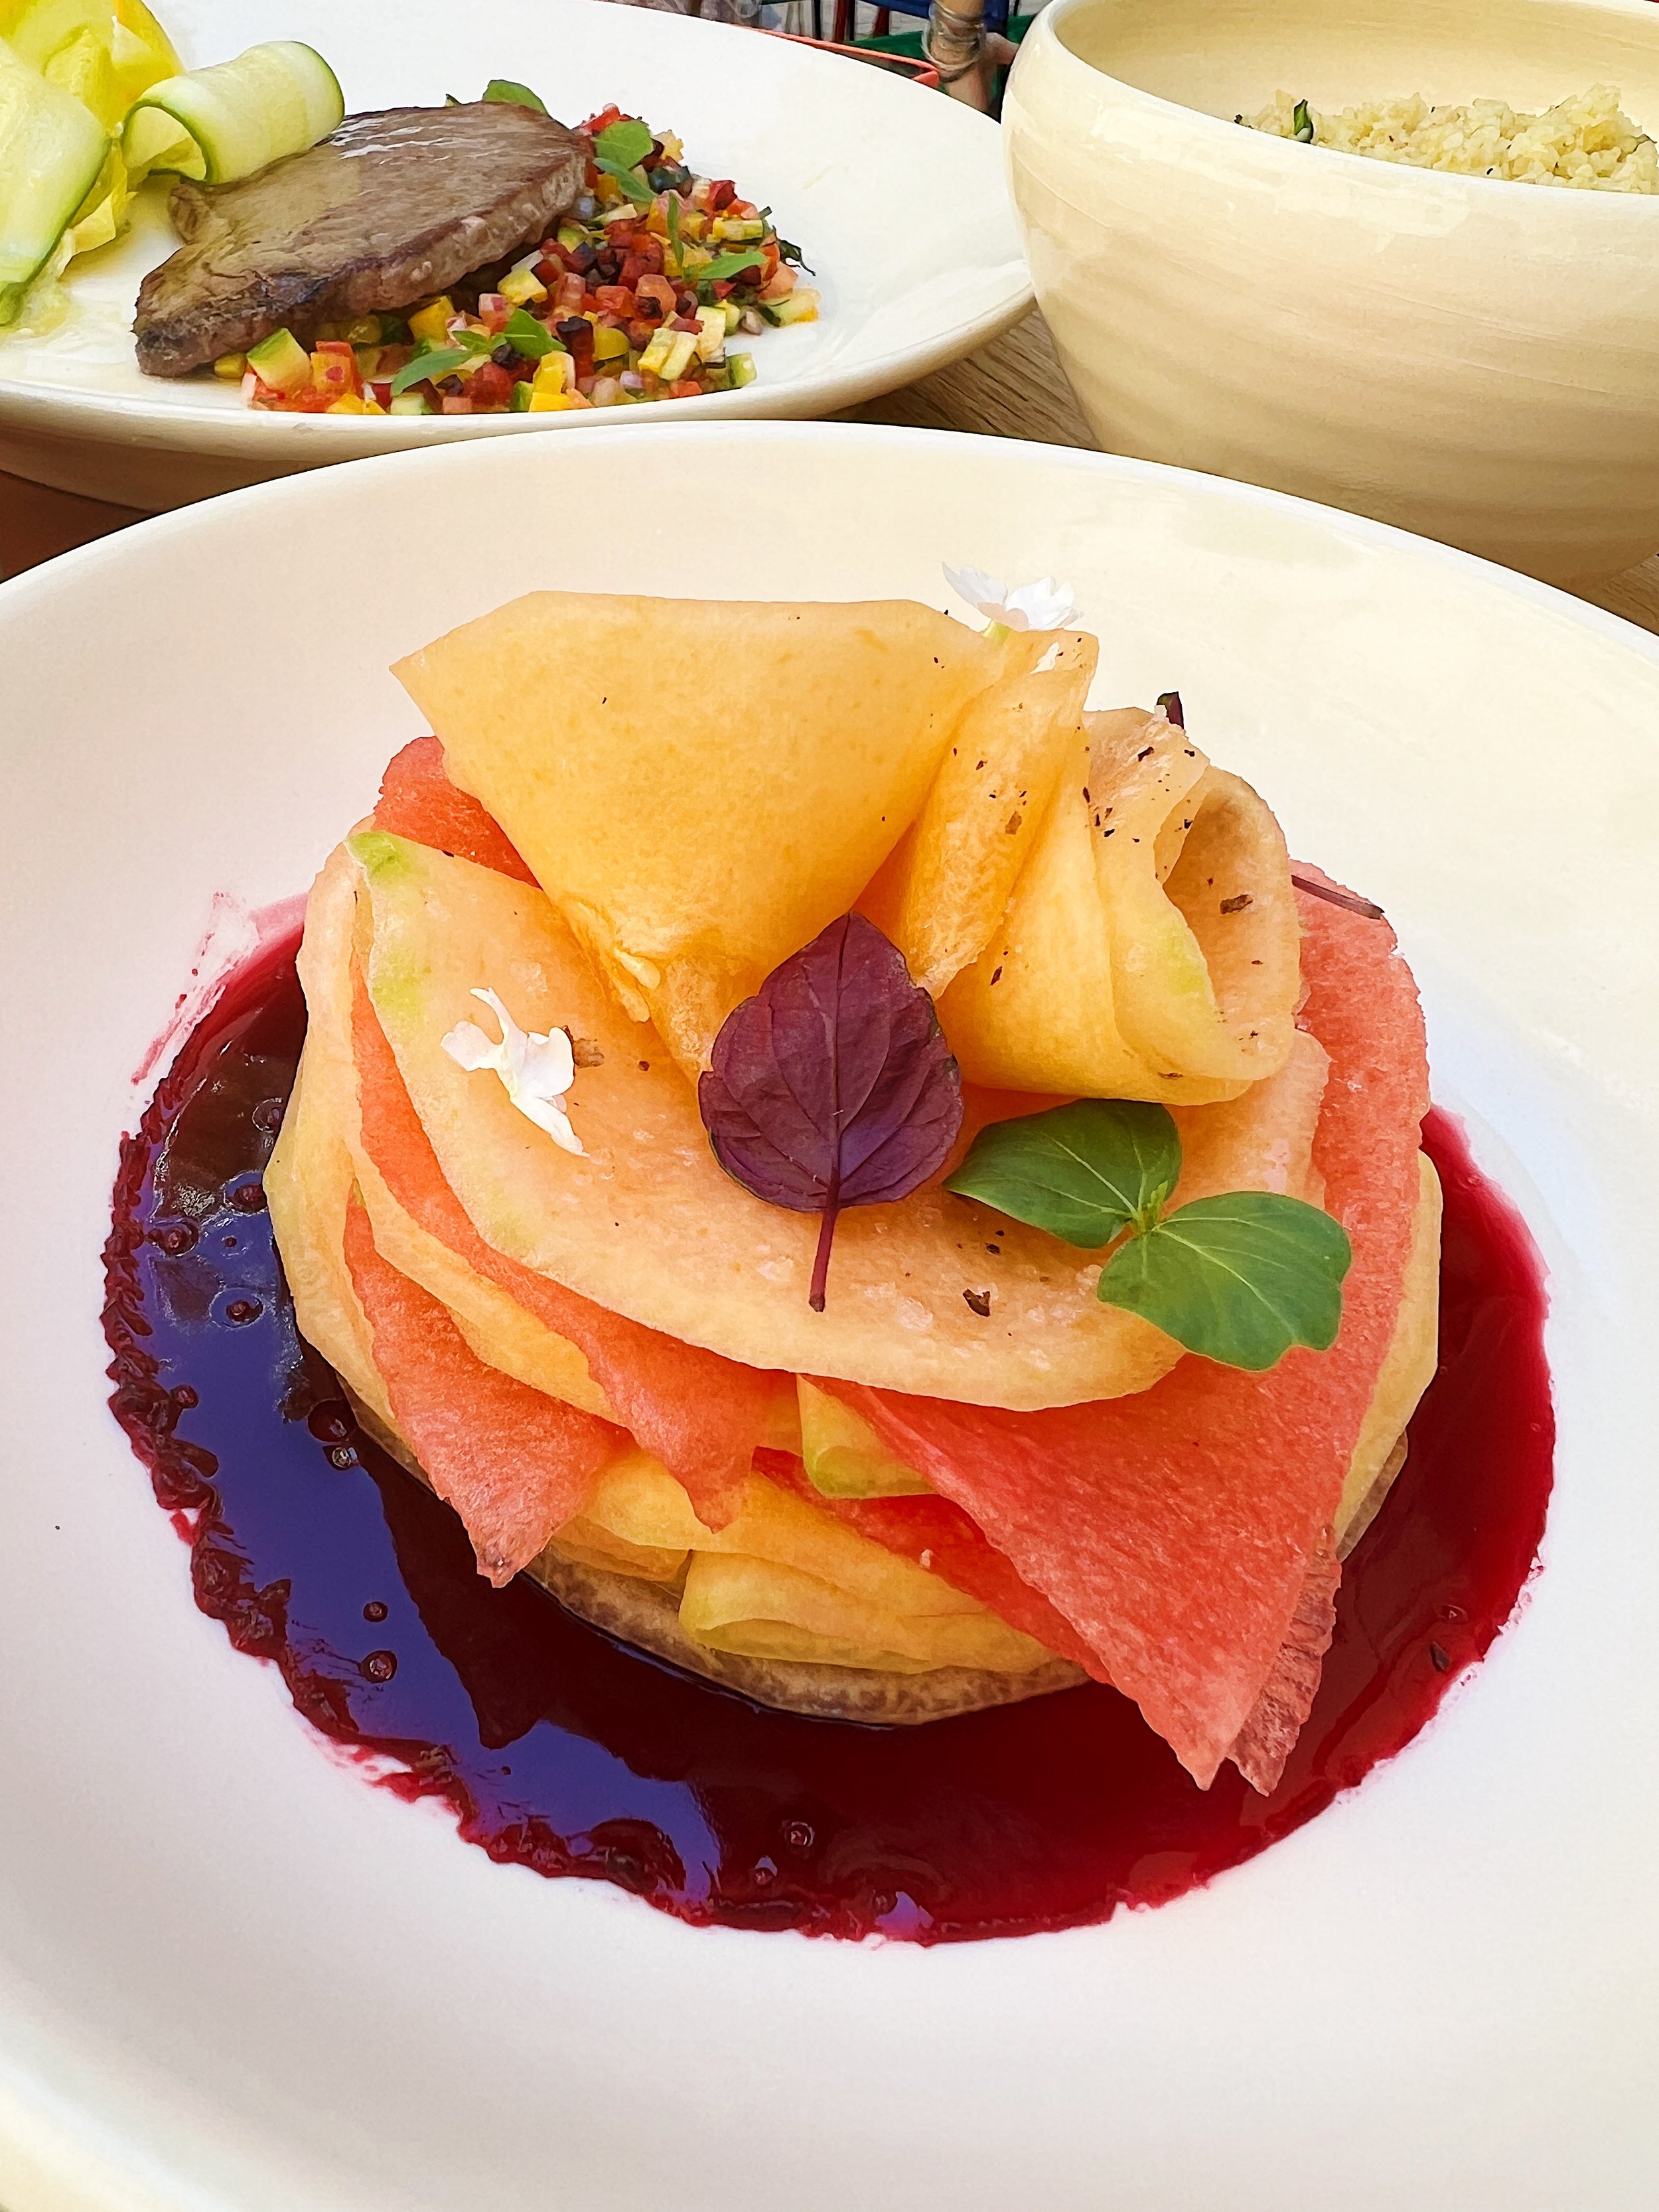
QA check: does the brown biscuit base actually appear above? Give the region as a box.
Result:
[348,1387,1409,1730]
[347,1386,1087,1723]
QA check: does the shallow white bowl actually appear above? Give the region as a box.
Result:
[1005,0,1659,584]
[2,425,1657,2211]
[0,0,1028,510]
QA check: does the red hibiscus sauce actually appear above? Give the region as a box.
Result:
[102,934,1553,1944]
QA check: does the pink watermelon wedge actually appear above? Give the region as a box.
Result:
[342,1197,619,1584]
[823,879,1429,1787]
[350,968,779,1526]
[372,737,536,883]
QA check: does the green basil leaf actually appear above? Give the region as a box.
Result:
[944,1099,1181,1248]
[484,78,547,113]
[390,346,472,397]
[595,155,654,206]
[596,117,653,169]
[503,306,555,358]
[1096,1191,1352,1369]
[699,248,766,283]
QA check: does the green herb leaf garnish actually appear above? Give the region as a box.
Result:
[666,190,682,267]
[503,306,556,358]
[700,248,766,284]
[1291,98,1315,142]
[1096,1191,1351,1369]
[390,346,472,396]
[944,1100,1179,1247]
[945,1100,1351,1370]
[484,78,547,113]
[595,156,654,206]
[596,117,654,169]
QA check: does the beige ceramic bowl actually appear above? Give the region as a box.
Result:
[1005,0,1659,583]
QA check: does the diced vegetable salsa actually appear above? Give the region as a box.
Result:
[226,108,818,415]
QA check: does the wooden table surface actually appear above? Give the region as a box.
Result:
[8,309,1659,636]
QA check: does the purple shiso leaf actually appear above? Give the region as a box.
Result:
[697,912,964,1311]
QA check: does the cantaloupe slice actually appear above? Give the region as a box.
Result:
[341,1197,620,1585]
[543,1449,1060,1675]
[938,711,1301,1101]
[392,591,1025,1074]
[349,830,1338,1408]
[265,846,396,1432]
[263,1047,394,1434]
[822,878,1433,1786]
[678,1553,1057,1675]
[347,955,789,1524]
[1336,1151,1443,1544]
[760,1452,1101,1673]
[861,628,1097,997]
[559,1449,987,1619]
[348,828,1180,1408]
[271,827,790,1522]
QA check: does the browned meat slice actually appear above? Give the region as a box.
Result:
[133,102,585,376]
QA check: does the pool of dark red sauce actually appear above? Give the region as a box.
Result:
[102,932,1553,1943]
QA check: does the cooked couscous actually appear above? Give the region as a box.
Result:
[1240,83,1658,191]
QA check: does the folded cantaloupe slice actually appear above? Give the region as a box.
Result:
[394,592,1045,1075]
[940,709,1301,1100]
[860,628,1098,997]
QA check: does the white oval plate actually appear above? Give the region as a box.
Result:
[2,425,1656,2212]
[0,0,1029,509]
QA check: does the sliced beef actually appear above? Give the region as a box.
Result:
[134,102,585,376]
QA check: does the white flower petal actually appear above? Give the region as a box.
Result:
[443,985,583,1151]
[942,562,1079,633]
[520,1027,575,1096]
[441,1019,501,1073]
[942,561,1006,614]
[1004,576,1079,631]
[512,1092,586,1155]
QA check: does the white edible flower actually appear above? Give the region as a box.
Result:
[942,563,1080,632]
[441,988,584,1155]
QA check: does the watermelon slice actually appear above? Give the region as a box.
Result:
[341,1197,619,1584]
[760,1451,1102,1676]
[1228,1534,1340,1794]
[350,967,779,1526]
[372,737,536,883]
[824,880,1429,1786]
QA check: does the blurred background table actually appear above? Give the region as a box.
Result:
[7,308,1659,634]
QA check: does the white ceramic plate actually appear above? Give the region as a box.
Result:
[0,0,1028,510]
[2,425,1656,2212]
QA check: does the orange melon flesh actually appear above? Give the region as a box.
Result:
[372,737,536,883]
[822,880,1430,1787]
[861,628,1098,998]
[341,1197,620,1585]
[346,832,1184,1408]
[350,964,782,1528]
[393,592,1015,1076]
